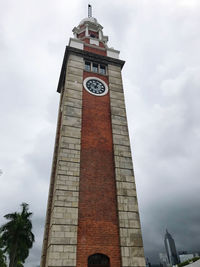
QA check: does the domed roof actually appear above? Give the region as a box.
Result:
[79,17,100,26]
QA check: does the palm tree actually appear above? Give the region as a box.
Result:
[0,203,35,267]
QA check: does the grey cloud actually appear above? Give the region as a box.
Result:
[0,1,200,266]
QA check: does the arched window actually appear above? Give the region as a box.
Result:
[88,254,110,267]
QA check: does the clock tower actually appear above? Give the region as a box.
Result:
[41,6,145,267]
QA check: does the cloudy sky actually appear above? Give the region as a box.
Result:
[0,0,200,265]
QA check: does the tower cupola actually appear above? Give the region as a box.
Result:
[72,6,108,47]
[68,5,120,59]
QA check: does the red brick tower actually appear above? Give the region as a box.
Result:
[41,6,145,267]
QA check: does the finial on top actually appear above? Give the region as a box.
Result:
[88,4,92,18]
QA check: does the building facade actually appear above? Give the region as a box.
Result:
[164,230,179,266]
[41,9,145,267]
[179,253,200,263]
[159,253,169,267]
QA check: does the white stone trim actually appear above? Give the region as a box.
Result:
[107,48,120,59]
[69,38,84,50]
[90,39,99,46]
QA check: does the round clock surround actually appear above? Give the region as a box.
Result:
[83,77,108,96]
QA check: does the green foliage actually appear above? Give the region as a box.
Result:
[17,261,24,267]
[0,251,7,267]
[193,257,200,262]
[0,236,7,267]
[178,257,200,267]
[0,203,35,267]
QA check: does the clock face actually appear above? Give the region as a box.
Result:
[83,77,108,96]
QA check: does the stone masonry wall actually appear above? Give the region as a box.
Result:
[43,54,84,267]
[108,64,146,267]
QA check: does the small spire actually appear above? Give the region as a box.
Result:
[88,4,92,17]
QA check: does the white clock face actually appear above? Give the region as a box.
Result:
[83,77,108,96]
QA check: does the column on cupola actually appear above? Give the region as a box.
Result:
[85,24,89,36]
[72,27,78,39]
[98,29,102,40]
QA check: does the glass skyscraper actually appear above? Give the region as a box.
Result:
[164,230,180,266]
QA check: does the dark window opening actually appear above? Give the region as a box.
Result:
[100,65,106,75]
[92,63,98,73]
[88,254,110,267]
[85,61,91,71]
[90,33,96,38]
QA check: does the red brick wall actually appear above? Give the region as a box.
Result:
[99,42,105,48]
[78,31,86,38]
[83,38,91,44]
[84,44,107,56]
[76,72,121,267]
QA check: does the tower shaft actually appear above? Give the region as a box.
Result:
[41,14,145,267]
